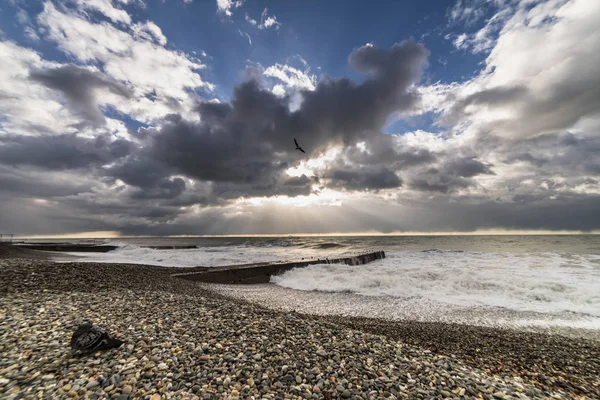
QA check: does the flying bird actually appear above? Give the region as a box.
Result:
[294,138,305,153]
[70,323,124,354]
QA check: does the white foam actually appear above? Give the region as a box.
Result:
[65,241,343,268]
[271,250,600,317]
[66,243,265,267]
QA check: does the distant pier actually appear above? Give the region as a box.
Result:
[172,250,386,284]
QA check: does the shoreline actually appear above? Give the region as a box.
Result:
[1,258,599,399]
[208,282,600,341]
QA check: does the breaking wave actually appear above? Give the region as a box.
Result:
[271,250,600,316]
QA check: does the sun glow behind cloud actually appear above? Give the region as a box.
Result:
[240,187,344,208]
[285,147,342,178]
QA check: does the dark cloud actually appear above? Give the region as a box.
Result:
[500,132,600,176]
[5,42,429,210]
[505,153,549,167]
[0,167,91,198]
[130,177,186,200]
[442,86,528,126]
[340,134,437,167]
[0,133,135,170]
[126,41,429,198]
[408,173,471,193]
[212,174,313,200]
[3,191,598,237]
[291,41,428,149]
[403,155,494,193]
[325,168,402,191]
[446,157,494,178]
[29,65,133,127]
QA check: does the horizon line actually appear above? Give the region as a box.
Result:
[10,229,600,240]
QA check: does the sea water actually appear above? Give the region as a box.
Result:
[60,235,600,334]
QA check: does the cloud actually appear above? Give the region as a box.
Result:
[448,0,486,25]
[263,64,316,91]
[258,8,281,30]
[38,1,213,123]
[238,29,252,45]
[245,13,257,26]
[73,0,132,24]
[0,133,134,170]
[434,0,600,139]
[324,168,403,191]
[2,0,599,235]
[131,21,167,45]
[447,1,515,52]
[15,6,41,41]
[216,0,243,17]
[446,157,494,178]
[29,64,133,127]
[103,41,428,201]
[0,40,76,136]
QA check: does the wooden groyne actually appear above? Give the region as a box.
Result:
[141,245,198,250]
[172,250,385,284]
[16,244,118,253]
[16,244,198,252]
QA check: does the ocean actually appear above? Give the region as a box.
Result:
[59,235,600,335]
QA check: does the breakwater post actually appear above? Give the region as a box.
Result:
[172,250,386,284]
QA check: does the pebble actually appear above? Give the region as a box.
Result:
[0,258,597,400]
[86,380,99,389]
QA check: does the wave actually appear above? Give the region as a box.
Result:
[313,242,344,249]
[65,242,276,267]
[420,248,465,253]
[271,250,600,316]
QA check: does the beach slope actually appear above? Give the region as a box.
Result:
[1,259,598,399]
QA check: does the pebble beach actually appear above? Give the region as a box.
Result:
[1,257,599,399]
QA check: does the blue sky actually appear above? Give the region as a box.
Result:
[0,0,486,133]
[0,0,599,236]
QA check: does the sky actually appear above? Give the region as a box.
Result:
[0,0,599,237]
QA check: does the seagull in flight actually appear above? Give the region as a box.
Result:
[294,138,306,153]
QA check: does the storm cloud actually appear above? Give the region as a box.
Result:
[0,133,134,170]
[120,41,430,198]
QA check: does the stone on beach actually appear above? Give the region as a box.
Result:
[0,258,598,400]
[70,323,124,353]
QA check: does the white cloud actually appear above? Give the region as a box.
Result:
[216,0,243,17]
[38,1,213,123]
[271,84,285,97]
[263,64,316,91]
[132,21,167,45]
[0,40,76,136]
[406,0,600,201]
[74,0,132,24]
[238,29,251,45]
[448,0,486,25]
[258,8,281,30]
[245,13,257,26]
[440,0,600,138]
